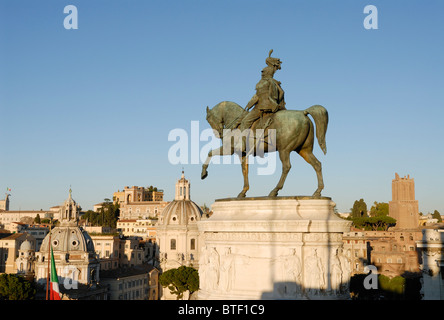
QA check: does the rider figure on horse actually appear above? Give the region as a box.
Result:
[237,49,286,132]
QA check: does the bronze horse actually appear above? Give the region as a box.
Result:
[201,101,328,198]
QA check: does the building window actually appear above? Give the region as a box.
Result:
[170,239,176,250]
[190,239,195,250]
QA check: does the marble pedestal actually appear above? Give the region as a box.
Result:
[197,197,352,300]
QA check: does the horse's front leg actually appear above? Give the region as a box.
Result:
[202,146,222,179]
[268,150,291,197]
[237,155,249,198]
[201,142,234,180]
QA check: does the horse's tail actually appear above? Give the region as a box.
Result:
[304,105,328,154]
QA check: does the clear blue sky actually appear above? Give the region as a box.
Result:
[1,0,443,214]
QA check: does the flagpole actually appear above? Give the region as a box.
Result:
[46,223,52,300]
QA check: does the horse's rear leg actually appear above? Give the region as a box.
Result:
[268,150,291,197]
[299,148,324,198]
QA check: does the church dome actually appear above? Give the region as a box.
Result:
[39,226,95,254]
[20,240,32,251]
[39,189,94,254]
[158,171,203,226]
[159,199,203,226]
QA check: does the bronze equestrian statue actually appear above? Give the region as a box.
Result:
[201,51,328,199]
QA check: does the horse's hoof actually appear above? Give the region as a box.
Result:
[237,192,246,198]
[268,190,278,197]
[312,191,321,198]
[201,170,208,180]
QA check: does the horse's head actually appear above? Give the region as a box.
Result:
[206,106,224,138]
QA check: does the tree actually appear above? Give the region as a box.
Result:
[34,214,41,224]
[379,275,405,299]
[100,200,120,228]
[367,215,396,231]
[0,274,36,300]
[351,199,368,218]
[19,216,34,225]
[159,266,199,300]
[80,201,120,228]
[200,203,209,214]
[369,202,389,217]
[432,210,442,223]
[350,273,420,300]
[348,215,396,231]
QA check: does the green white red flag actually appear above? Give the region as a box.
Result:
[50,246,61,300]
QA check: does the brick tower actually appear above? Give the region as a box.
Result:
[389,173,419,229]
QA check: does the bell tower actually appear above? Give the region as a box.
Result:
[60,188,80,225]
[175,170,190,200]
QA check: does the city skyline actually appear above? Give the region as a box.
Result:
[1,0,443,214]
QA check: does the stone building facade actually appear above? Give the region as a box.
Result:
[366,230,422,277]
[100,264,159,300]
[117,219,157,240]
[417,226,444,299]
[0,232,36,274]
[0,193,10,211]
[114,186,169,220]
[342,228,368,275]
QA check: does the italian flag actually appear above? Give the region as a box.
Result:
[50,246,61,300]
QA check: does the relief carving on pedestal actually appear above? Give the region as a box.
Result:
[304,248,325,295]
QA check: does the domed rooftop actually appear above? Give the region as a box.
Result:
[159,199,203,226]
[20,240,33,251]
[39,225,95,253]
[158,171,203,226]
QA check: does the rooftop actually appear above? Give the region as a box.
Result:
[100,264,157,279]
[0,233,25,241]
